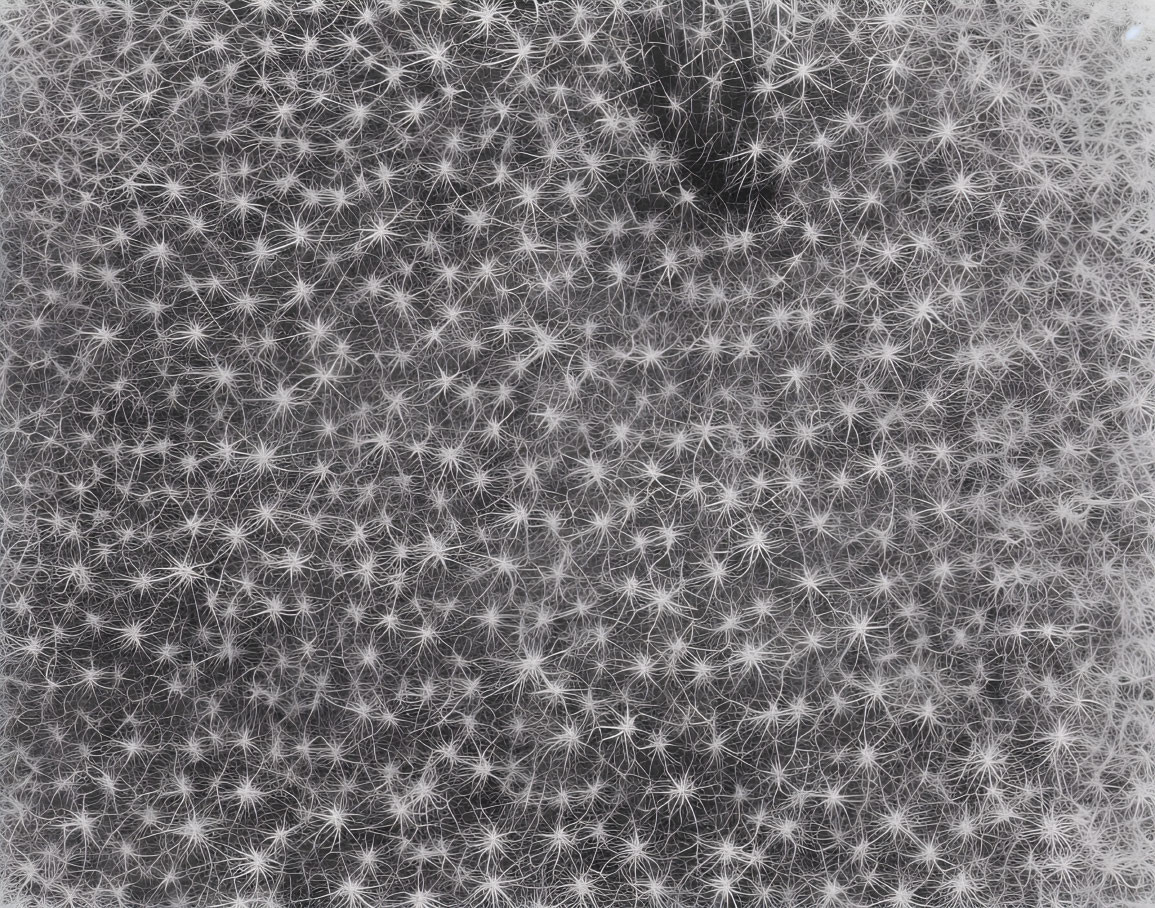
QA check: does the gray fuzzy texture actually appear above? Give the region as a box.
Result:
[2,1,1155,906]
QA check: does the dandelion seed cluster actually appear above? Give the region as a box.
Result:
[3,1,1155,906]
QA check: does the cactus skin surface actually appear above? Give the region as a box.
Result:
[2,2,1155,907]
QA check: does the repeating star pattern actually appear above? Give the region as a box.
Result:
[2,2,1155,906]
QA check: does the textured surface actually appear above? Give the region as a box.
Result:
[2,1,1155,906]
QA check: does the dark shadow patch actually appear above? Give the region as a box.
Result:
[639,21,780,216]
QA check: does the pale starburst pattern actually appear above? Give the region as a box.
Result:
[2,1,1155,907]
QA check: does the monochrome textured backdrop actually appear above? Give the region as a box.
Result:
[3,1,1155,906]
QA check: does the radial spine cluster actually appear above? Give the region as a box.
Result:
[3,1,1155,906]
